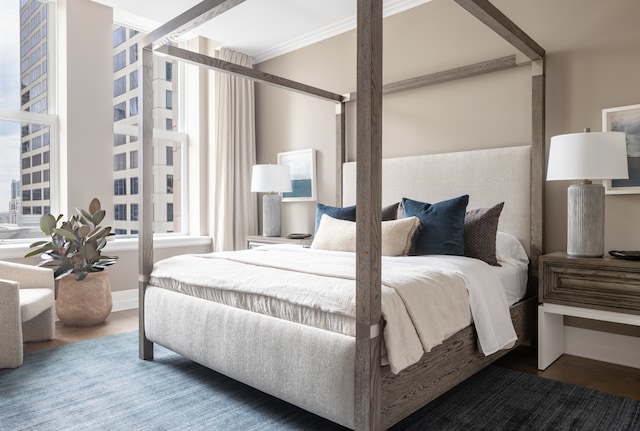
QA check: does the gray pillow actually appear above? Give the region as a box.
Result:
[464,202,504,266]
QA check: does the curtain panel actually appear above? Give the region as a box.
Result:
[212,48,258,251]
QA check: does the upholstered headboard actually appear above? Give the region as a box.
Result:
[342,145,531,256]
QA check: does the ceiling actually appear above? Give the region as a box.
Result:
[93,0,431,63]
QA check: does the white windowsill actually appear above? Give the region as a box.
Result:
[0,235,212,260]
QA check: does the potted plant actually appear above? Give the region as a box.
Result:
[25,198,118,326]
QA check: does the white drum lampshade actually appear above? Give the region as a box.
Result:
[251,164,292,237]
[547,131,629,257]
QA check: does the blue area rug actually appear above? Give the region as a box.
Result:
[1,331,638,430]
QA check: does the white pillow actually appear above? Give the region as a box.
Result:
[311,214,420,256]
[496,232,529,265]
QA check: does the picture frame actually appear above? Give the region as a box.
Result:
[602,103,640,194]
[277,149,317,202]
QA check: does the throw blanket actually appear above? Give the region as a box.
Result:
[150,246,516,373]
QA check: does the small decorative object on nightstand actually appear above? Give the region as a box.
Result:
[538,252,640,370]
[246,235,313,249]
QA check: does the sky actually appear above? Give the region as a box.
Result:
[0,1,21,214]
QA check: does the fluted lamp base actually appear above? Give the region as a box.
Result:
[567,183,604,257]
[262,193,282,237]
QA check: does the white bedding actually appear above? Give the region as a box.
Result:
[149,244,525,373]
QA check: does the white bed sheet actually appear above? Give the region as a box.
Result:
[149,245,527,372]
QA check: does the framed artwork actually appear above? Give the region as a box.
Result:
[277,149,317,202]
[602,104,640,194]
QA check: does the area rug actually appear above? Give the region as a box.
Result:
[1,331,638,430]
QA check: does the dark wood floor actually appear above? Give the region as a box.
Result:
[24,309,640,401]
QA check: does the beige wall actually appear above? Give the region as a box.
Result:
[256,0,640,253]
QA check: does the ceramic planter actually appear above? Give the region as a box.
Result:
[56,271,113,327]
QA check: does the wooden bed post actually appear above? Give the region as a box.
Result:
[138,43,154,360]
[531,59,545,273]
[355,0,383,429]
[336,101,346,206]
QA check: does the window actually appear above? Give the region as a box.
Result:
[130,177,138,195]
[114,228,127,235]
[114,134,126,146]
[166,175,173,194]
[43,150,49,163]
[129,70,138,90]
[129,97,138,116]
[22,157,31,169]
[43,187,50,200]
[166,61,172,81]
[114,76,126,97]
[32,171,41,183]
[114,101,126,121]
[22,190,31,201]
[111,24,184,236]
[114,204,127,221]
[129,43,138,64]
[130,150,138,169]
[22,173,31,185]
[43,169,49,181]
[113,50,126,72]
[32,188,42,200]
[22,141,30,153]
[166,90,172,110]
[32,153,41,166]
[22,207,31,215]
[112,26,126,48]
[114,178,126,195]
[166,146,173,166]
[167,203,173,222]
[114,153,126,171]
[33,206,42,215]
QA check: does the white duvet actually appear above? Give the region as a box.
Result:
[149,245,517,374]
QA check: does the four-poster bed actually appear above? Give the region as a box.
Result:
[137,0,545,429]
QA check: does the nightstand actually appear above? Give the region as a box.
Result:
[246,235,313,249]
[538,252,640,370]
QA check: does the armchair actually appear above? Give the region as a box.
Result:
[0,261,55,368]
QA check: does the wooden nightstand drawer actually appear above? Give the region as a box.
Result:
[539,253,640,315]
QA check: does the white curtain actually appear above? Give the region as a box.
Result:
[212,48,257,251]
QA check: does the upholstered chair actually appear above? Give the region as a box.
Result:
[0,261,55,368]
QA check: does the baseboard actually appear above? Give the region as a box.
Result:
[112,289,138,312]
[564,326,640,369]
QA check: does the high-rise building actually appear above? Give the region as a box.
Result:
[18,0,51,226]
[111,25,181,235]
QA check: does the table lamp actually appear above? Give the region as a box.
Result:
[251,164,292,237]
[547,130,629,257]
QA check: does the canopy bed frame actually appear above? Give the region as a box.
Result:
[137,1,545,429]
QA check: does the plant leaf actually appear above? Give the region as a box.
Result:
[54,228,79,241]
[92,209,105,226]
[40,214,57,235]
[78,225,91,238]
[89,198,101,214]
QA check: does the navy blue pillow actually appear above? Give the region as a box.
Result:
[315,203,356,233]
[401,195,469,256]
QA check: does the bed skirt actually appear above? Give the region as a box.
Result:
[144,286,356,428]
